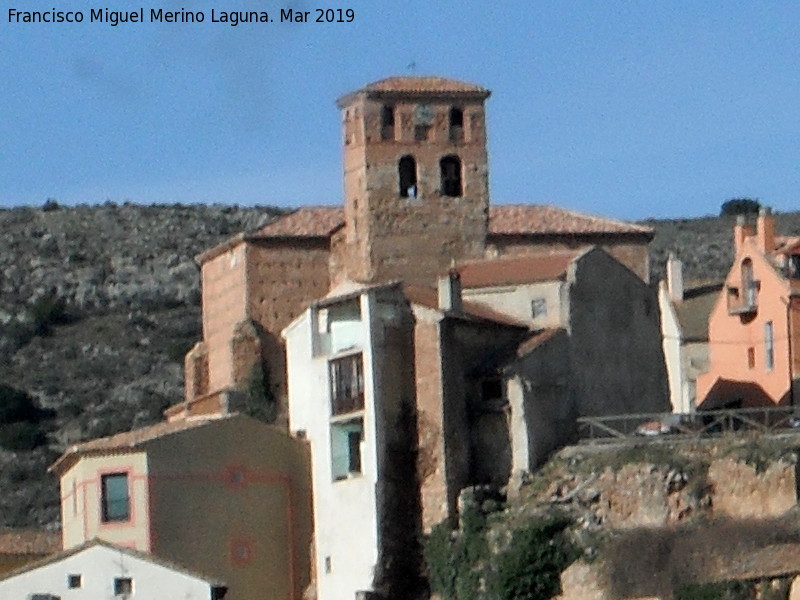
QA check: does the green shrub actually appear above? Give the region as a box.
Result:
[675,580,754,600]
[720,198,760,217]
[488,515,578,600]
[41,198,60,211]
[243,364,277,424]
[0,385,44,423]
[425,498,491,600]
[0,421,46,451]
[29,294,73,335]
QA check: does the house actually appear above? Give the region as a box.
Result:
[0,528,60,577]
[457,247,669,473]
[696,208,800,408]
[282,280,530,600]
[281,249,668,600]
[182,76,655,425]
[0,538,226,599]
[658,254,722,413]
[48,414,312,600]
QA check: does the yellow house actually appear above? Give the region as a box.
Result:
[49,414,313,600]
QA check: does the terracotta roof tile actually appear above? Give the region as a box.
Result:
[0,529,60,556]
[403,284,527,328]
[673,281,723,342]
[488,204,653,236]
[516,328,565,357]
[250,206,344,238]
[234,204,649,245]
[49,417,222,474]
[458,252,581,288]
[0,538,225,586]
[355,76,490,95]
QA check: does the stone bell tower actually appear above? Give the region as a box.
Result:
[335,76,491,285]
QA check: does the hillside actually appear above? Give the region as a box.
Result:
[0,203,798,529]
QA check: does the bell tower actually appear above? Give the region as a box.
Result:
[335,76,491,285]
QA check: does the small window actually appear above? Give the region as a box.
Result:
[398,155,418,198]
[324,556,332,574]
[67,574,82,589]
[531,298,547,318]
[449,107,464,142]
[381,105,395,141]
[789,255,800,278]
[331,419,363,480]
[742,258,756,307]
[330,353,364,415]
[747,347,755,369]
[414,125,431,141]
[481,379,503,402]
[440,155,462,197]
[114,577,133,596]
[101,473,130,523]
[765,321,774,371]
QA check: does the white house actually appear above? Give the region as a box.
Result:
[658,254,721,413]
[283,282,421,600]
[0,538,226,600]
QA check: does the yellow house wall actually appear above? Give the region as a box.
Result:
[144,416,312,600]
[59,452,150,552]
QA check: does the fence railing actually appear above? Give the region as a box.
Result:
[577,406,798,443]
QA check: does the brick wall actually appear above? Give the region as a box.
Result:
[488,234,651,282]
[338,94,489,286]
[413,316,449,530]
[245,239,331,420]
[200,245,248,393]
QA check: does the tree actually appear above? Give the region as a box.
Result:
[720,198,761,217]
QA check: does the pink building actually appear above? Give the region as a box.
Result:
[696,209,800,408]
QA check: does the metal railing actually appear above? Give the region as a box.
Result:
[577,406,798,443]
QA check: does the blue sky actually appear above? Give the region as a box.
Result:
[2,2,800,219]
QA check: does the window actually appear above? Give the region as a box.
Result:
[531,298,547,318]
[747,347,755,369]
[101,473,130,522]
[380,104,395,141]
[330,353,364,415]
[481,378,503,402]
[331,419,363,480]
[67,574,82,589]
[449,107,464,142]
[765,321,774,371]
[789,254,800,278]
[113,577,133,596]
[398,155,418,198]
[440,155,462,197]
[742,258,756,307]
[414,125,431,141]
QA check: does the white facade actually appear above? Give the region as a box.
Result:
[462,280,566,329]
[658,281,691,413]
[0,540,224,600]
[284,291,381,600]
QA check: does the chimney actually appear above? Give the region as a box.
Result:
[756,206,775,253]
[734,214,755,255]
[666,253,684,303]
[437,269,462,313]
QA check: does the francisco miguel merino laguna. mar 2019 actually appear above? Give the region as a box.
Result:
[6,7,356,25]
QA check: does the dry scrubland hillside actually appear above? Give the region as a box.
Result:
[0,203,797,529]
